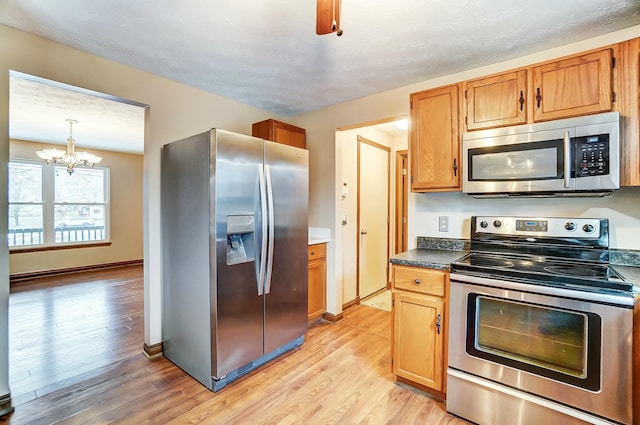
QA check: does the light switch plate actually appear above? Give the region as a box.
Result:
[438,216,449,232]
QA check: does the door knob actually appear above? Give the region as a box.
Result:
[360,229,367,235]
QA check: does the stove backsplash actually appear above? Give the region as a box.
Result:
[416,237,469,252]
[610,248,640,266]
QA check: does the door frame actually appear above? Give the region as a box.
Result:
[395,150,408,254]
[356,135,391,301]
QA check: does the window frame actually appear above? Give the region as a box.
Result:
[8,159,111,250]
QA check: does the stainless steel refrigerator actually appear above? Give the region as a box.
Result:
[161,129,308,391]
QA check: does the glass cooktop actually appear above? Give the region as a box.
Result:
[451,252,632,292]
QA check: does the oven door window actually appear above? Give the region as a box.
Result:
[468,139,564,181]
[466,295,601,391]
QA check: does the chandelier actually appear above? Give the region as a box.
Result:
[36,119,102,175]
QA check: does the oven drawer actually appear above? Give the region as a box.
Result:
[393,265,446,297]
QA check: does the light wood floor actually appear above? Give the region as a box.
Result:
[4,266,470,424]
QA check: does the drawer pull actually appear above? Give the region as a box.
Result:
[311,251,315,255]
[414,279,421,284]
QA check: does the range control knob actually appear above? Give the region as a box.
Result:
[493,220,502,228]
[583,223,595,233]
[564,222,577,231]
[480,221,489,228]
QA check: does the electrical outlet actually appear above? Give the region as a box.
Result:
[438,216,449,232]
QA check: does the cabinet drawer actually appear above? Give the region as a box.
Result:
[393,265,445,297]
[308,243,326,260]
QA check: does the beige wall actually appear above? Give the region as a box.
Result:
[9,139,143,275]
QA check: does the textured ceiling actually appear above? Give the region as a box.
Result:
[10,74,146,154]
[2,0,640,153]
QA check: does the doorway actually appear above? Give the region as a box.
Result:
[7,72,146,403]
[357,135,390,300]
[337,118,407,310]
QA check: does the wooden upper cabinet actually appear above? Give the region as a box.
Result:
[532,49,613,122]
[464,69,527,130]
[411,40,640,187]
[409,84,460,192]
[617,38,640,187]
[252,119,306,149]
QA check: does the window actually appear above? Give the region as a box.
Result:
[8,160,110,248]
[8,162,44,246]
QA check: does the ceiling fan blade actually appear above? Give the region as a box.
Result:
[316,0,341,35]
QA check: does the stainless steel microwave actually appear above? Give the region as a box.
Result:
[462,112,620,197]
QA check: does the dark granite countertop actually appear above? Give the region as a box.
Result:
[610,265,640,294]
[390,248,467,271]
[395,237,640,293]
[610,249,640,293]
[390,237,468,270]
[392,251,640,294]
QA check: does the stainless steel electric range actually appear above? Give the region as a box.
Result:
[447,216,635,425]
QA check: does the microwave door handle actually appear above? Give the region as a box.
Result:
[563,130,571,188]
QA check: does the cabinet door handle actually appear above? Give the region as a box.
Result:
[519,90,525,111]
[452,158,458,177]
[414,278,421,284]
[536,87,542,108]
[436,314,441,334]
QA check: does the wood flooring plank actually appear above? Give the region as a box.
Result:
[3,265,471,425]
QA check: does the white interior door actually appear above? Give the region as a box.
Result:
[358,138,390,299]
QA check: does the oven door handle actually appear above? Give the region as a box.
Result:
[563,130,571,188]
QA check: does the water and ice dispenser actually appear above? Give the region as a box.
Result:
[226,215,255,265]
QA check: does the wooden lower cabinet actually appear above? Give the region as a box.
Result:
[393,292,445,389]
[308,243,327,323]
[391,264,448,397]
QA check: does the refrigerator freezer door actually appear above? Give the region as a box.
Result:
[263,141,309,353]
[213,130,265,378]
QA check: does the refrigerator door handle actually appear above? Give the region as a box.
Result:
[257,166,268,296]
[264,165,275,294]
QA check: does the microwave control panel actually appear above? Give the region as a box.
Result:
[575,134,609,177]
